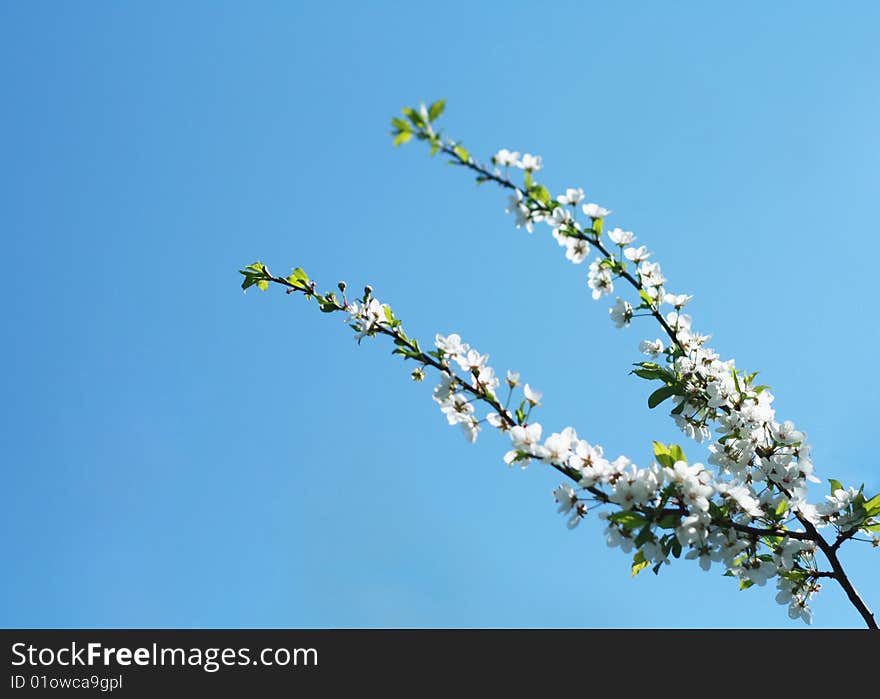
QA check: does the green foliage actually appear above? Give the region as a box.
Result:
[652,442,686,469]
[631,550,650,577]
[648,385,676,409]
[427,99,446,122]
[609,511,647,530]
[239,261,270,291]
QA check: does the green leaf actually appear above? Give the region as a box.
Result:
[427,99,446,121]
[256,279,268,291]
[401,106,425,128]
[739,579,755,591]
[631,550,650,577]
[828,479,844,495]
[775,498,789,517]
[634,525,654,548]
[530,184,551,205]
[390,117,411,131]
[609,511,647,530]
[648,385,676,409]
[287,267,309,286]
[863,493,880,517]
[862,522,880,533]
[668,444,686,463]
[657,514,680,530]
[652,441,674,469]
[638,289,654,307]
[453,145,469,162]
[393,131,413,147]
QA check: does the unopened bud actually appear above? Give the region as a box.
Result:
[338,281,346,293]
[364,285,373,297]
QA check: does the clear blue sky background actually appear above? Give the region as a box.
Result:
[2,2,878,628]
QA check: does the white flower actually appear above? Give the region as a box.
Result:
[459,416,480,443]
[624,245,651,263]
[639,339,664,356]
[547,207,572,231]
[543,430,575,465]
[505,189,524,214]
[455,348,489,372]
[553,484,578,514]
[505,422,545,465]
[486,412,506,429]
[473,365,500,394]
[609,298,633,328]
[663,293,693,309]
[718,483,763,518]
[506,370,520,387]
[607,227,635,246]
[494,149,521,167]
[772,420,805,445]
[639,261,667,289]
[565,238,590,264]
[435,333,468,358]
[439,393,474,426]
[685,546,713,572]
[557,187,585,206]
[519,153,542,171]
[587,259,614,300]
[349,298,388,339]
[524,383,542,406]
[433,375,457,403]
[582,202,611,219]
[605,525,635,553]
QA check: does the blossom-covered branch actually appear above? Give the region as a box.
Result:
[237,100,879,628]
[239,255,877,627]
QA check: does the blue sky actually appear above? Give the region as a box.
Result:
[1,1,878,628]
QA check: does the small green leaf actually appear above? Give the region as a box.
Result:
[638,289,654,307]
[863,493,880,517]
[609,511,647,529]
[668,444,686,463]
[402,106,425,128]
[652,441,675,469]
[648,385,676,409]
[631,550,650,577]
[453,144,469,162]
[530,184,551,205]
[256,279,269,291]
[287,267,309,286]
[775,498,789,517]
[657,514,680,530]
[427,99,446,121]
[828,479,844,495]
[739,579,755,591]
[393,131,413,147]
